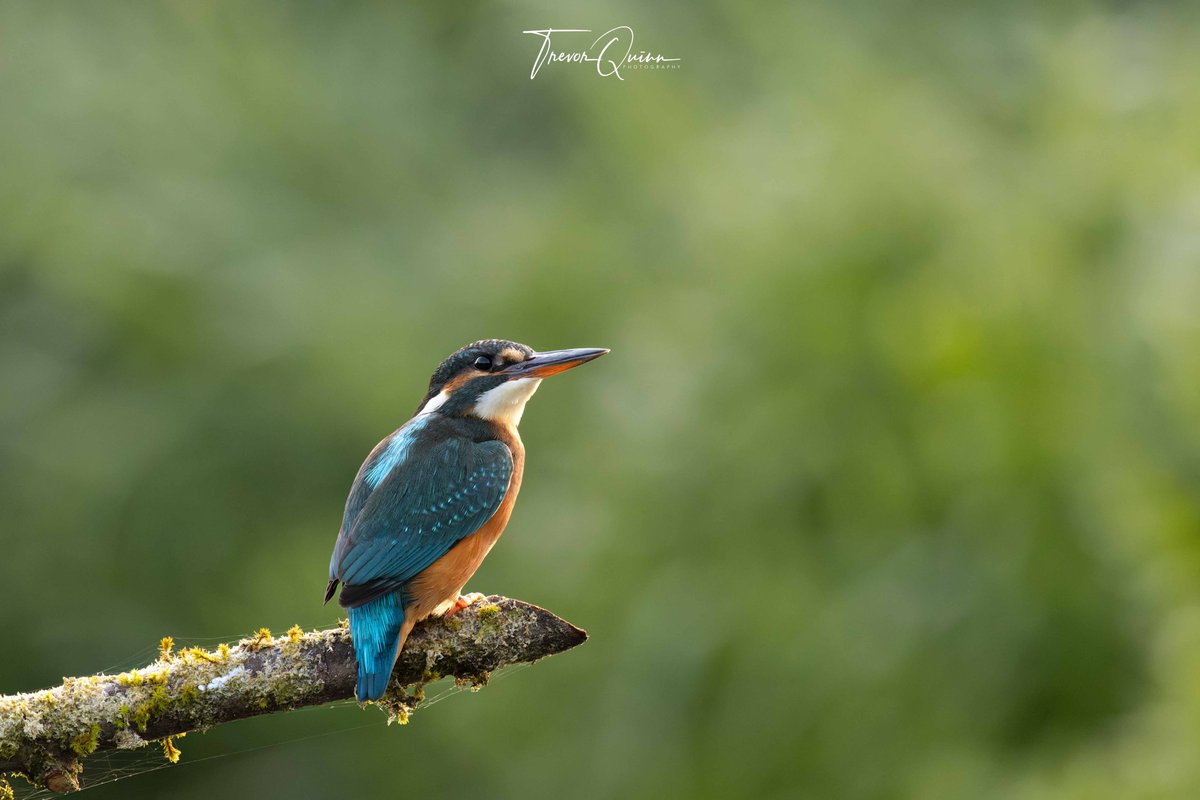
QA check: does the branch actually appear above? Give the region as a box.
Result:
[0,596,586,795]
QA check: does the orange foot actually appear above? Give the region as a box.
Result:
[445,592,487,618]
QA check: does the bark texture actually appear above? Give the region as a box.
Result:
[0,596,586,794]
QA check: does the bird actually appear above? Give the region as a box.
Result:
[325,339,609,702]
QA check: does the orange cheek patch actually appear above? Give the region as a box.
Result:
[443,372,478,393]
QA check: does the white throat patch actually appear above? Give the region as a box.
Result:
[473,378,542,426]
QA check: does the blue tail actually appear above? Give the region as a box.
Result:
[347,592,406,701]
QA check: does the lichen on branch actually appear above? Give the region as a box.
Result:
[0,596,586,794]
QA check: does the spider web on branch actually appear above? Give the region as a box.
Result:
[6,658,534,798]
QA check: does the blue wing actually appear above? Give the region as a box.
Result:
[330,430,513,609]
[324,419,423,601]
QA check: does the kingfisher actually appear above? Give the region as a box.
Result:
[325,339,608,702]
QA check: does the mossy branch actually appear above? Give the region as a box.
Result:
[0,596,586,795]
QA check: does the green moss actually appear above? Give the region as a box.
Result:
[181,646,220,665]
[455,672,491,690]
[179,684,200,706]
[131,686,170,732]
[70,723,100,757]
[379,695,413,726]
[0,738,18,759]
[376,678,432,726]
[475,604,506,641]
[161,736,181,764]
[248,628,273,649]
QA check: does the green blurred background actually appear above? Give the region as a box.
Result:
[3,2,1200,798]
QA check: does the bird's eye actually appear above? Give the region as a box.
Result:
[474,356,493,371]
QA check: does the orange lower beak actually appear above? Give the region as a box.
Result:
[509,347,610,378]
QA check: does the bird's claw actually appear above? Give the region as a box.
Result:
[445,592,487,618]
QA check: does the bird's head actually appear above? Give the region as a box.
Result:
[415,339,609,426]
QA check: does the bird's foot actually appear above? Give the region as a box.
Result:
[445,592,487,618]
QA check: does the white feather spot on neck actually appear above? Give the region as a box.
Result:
[473,378,541,425]
[418,390,451,415]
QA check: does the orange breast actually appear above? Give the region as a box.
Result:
[404,433,525,622]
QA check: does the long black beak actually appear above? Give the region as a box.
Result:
[508,347,609,378]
